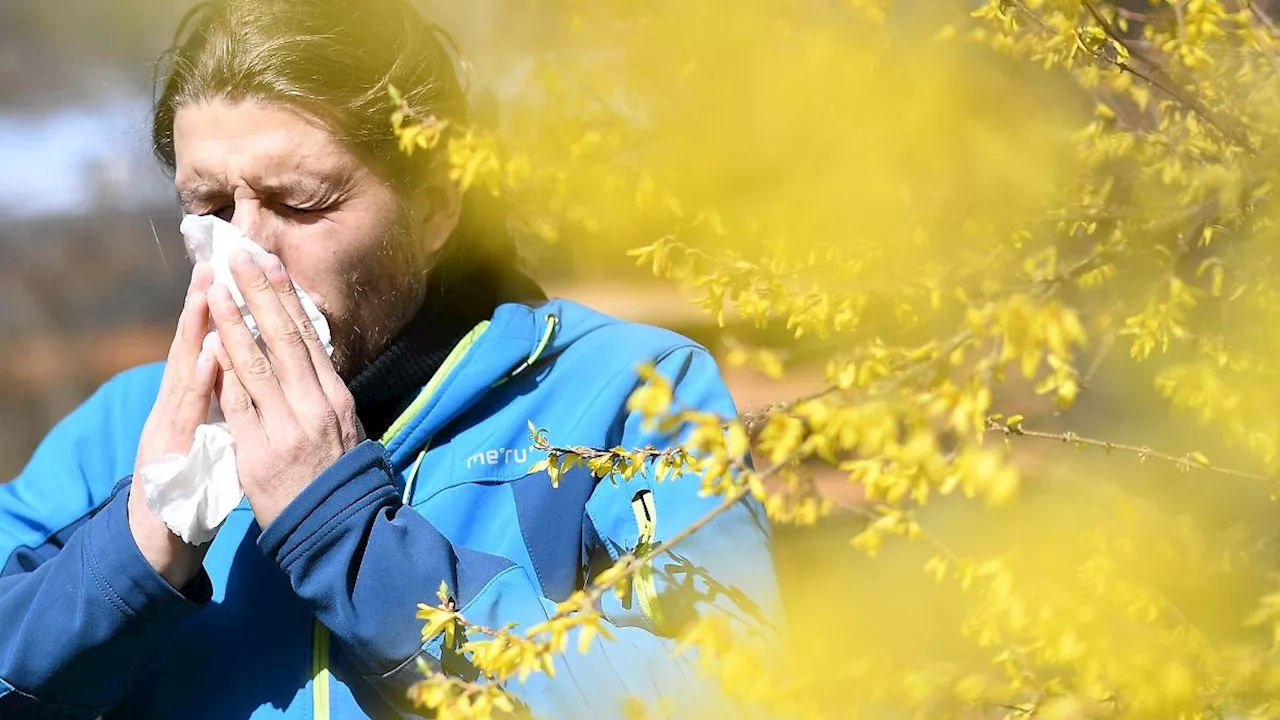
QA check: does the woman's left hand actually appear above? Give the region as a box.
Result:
[207,250,365,528]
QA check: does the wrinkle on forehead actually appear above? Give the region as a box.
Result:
[173,99,362,195]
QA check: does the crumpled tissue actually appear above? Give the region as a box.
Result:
[138,214,333,544]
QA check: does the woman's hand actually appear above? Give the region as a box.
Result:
[206,251,364,528]
[130,263,217,589]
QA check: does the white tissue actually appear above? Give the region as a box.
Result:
[179,214,334,357]
[138,214,334,544]
[139,425,240,545]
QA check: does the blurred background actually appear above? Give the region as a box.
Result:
[11,2,1280,713]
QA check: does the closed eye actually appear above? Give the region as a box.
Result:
[278,202,329,216]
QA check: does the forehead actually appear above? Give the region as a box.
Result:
[173,98,358,188]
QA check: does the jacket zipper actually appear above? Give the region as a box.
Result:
[309,319,497,720]
[312,621,331,720]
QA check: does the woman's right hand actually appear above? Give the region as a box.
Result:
[128,263,218,589]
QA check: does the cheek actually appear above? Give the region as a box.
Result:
[273,221,381,314]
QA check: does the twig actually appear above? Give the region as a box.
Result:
[557,453,804,623]
[1080,0,1255,150]
[1115,8,1159,23]
[1008,0,1252,150]
[571,487,750,615]
[429,457,776,648]
[742,327,977,437]
[987,418,1273,482]
[409,674,500,706]
[1248,0,1279,31]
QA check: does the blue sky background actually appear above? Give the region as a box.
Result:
[0,100,173,219]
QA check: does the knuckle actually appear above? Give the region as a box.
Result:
[228,391,255,416]
[273,319,305,348]
[317,409,342,438]
[279,424,308,453]
[296,319,320,345]
[160,382,187,411]
[336,401,362,446]
[246,354,274,380]
[180,386,207,410]
[244,270,273,295]
[344,422,364,448]
[159,370,184,396]
[333,391,356,419]
[332,395,356,427]
[164,415,190,437]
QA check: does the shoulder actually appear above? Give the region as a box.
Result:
[0,363,163,544]
[512,300,731,438]
[43,362,164,476]
[541,299,711,368]
[87,362,166,429]
[99,361,166,397]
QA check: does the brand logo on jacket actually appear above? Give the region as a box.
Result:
[466,444,537,469]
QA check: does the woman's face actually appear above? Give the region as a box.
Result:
[173,98,455,378]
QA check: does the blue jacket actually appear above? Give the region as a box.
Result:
[0,299,781,719]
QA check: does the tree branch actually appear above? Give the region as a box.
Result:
[987,417,1273,482]
[1079,0,1255,150]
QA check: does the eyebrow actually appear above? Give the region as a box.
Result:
[177,175,345,211]
[178,181,229,211]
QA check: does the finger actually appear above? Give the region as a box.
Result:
[161,270,202,375]
[228,251,321,395]
[191,261,214,294]
[258,254,363,448]
[157,281,212,416]
[209,333,263,438]
[172,345,217,444]
[169,263,215,385]
[207,281,290,424]
[256,253,348,405]
[166,263,215,369]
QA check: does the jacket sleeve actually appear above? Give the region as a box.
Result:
[258,347,782,719]
[0,370,212,719]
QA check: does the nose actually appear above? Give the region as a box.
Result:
[228,202,279,253]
